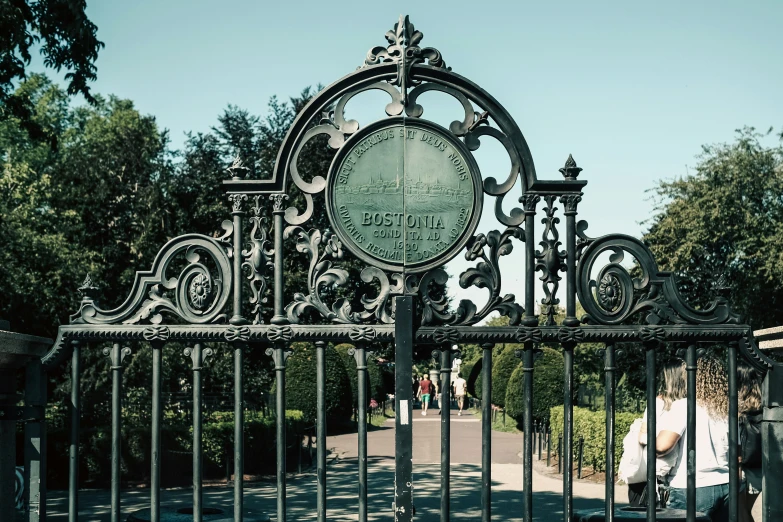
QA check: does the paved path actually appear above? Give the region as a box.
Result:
[49,408,623,521]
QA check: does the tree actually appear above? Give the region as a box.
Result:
[505,347,564,425]
[491,343,521,408]
[643,127,783,330]
[282,342,352,426]
[1,0,103,144]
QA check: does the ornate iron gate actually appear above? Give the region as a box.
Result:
[39,15,779,522]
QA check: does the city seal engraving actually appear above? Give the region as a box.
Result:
[326,118,483,272]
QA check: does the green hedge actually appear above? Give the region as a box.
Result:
[491,344,522,407]
[549,405,638,473]
[196,410,306,476]
[45,409,305,487]
[335,343,386,407]
[505,347,564,425]
[282,342,353,426]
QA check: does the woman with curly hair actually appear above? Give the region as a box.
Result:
[657,355,731,521]
[738,363,763,522]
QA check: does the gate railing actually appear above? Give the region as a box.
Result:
[21,14,783,522]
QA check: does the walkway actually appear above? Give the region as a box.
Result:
[48,407,622,520]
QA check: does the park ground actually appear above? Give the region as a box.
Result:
[47,405,622,521]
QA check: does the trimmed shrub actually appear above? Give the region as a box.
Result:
[491,343,522,407]
[505,347,565,425]
[549,405,638,473]
[335,343,386,407]
[198,410,306,476]
[460,356,480,398]
[283,342,353,426]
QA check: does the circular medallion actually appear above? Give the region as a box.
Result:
[326,118,482,272]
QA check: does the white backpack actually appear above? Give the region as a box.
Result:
[618,418,647,484]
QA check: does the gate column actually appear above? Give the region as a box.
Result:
[394,296,414,522]
[762,363,783,522]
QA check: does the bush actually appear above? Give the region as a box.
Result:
[491,344,522,407]
[283,342,353,426]
[460,356,480,398]
[549,405,638,473]
[505,347,565,425]
[198,410,306,476]
[335,343,386,407]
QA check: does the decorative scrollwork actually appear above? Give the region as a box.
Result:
[577,234,741,325]
[225,326,250,343]
[454,228,525,325]
[640,326,665,344]
[267,325,294,342]
[75,234,231,325]
[356,267,404,324]
[184,345,214,369]
[228,193,247,213]
[558,327,585,344]
[536,196,566,325]
[515,327,542,344]
[283,83,403,226]
[283,227,360,324]
[143,326,170,341]
[364,15,448,101]
[349,326,377,342]
[432,327,460,344]
[102,345,132,368]
[243,195,274,324]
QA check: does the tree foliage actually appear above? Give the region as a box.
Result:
[1,0,103,143]
[643,127,783,329]
[283,342,352,426]
[505,347,565,425]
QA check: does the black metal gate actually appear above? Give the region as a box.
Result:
[35,15,781,522]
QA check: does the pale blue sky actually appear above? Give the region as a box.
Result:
[30,0,783,308]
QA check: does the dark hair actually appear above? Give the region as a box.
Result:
[738,363,762,414]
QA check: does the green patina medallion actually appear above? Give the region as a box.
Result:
[327,119,482,272]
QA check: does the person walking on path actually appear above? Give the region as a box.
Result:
[738,363,763,522]
[418,375,433,415]
[453,373,468,416]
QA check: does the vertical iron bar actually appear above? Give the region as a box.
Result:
[229,193,247,325]
[355,344,368,522]
[394,296,414,522]
[559,193,581,327]
[316,340,327,522]
[523,344,534,522]
[558,435,562,474]
[110,343,122,522]
[577,437,584,479]
[439,347,454,522]
[481,344,493,522]
[686,344,697,522]
[25,358,47,522]
[547,427,551,467]
[761,362,783,522]
[538,421,542,461]
[270,192,289,522]
[192,344,206,522]
[269,343,289,522]
[728,343,739,522]
[604,344,616,522]
[563,345,574,522]
[68,341,81,522]
[234,343,244,522]
[270,193,287,326]
[645,344,657,522]
[151,342,163,522]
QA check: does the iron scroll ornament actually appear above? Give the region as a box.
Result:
[576,234,741,326]
[71,234,232,325]
[325,117,484,273]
